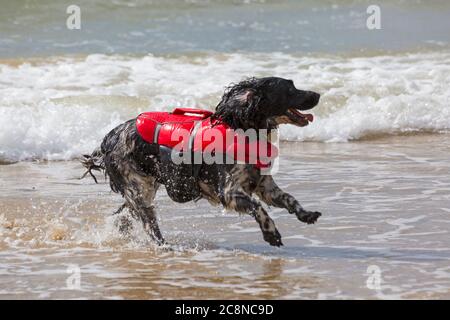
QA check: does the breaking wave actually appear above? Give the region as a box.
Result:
[1,50,449,161]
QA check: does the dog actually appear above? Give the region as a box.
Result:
[81,77,322,247]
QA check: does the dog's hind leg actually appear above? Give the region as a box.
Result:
[139,206,164,245]
[99,119,166,245]
[221,166,283,246]
[256,176,321,224]
[122,174,165,245]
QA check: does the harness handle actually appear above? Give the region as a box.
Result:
[172,108,213,119]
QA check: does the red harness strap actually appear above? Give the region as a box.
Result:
[136,108,278,169]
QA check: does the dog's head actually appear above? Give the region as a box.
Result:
[212,77,320,130]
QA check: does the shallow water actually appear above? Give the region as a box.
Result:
[1,134,449,299]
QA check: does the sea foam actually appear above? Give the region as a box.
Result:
[1,51,449,161]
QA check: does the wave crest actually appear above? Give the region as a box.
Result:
[1,51,449,160]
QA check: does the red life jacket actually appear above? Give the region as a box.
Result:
[135,108,278,169]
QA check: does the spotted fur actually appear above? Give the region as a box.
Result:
[81,77,322,246]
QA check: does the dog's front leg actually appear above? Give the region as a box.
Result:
[220,166,283,246]
[223,188,283,246]
[256,176,321,224]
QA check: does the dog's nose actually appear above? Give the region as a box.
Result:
[312,92,320,104]
[303,91,320,108]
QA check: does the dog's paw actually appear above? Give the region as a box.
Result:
[158,243,173,252]
[263,229,283,247]
[296,210,321,224]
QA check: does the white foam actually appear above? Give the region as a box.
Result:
[1,51,450,160]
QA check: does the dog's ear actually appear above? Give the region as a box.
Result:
[237,89,255,104]
[212,80,264,129]
[243,89,262,121]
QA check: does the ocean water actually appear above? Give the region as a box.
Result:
[0,0,449,299]
[1,0,450,56]
[1,0,450,161]
[1,51,450,161]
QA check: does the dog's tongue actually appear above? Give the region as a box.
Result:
[292,109,314,122]
[303,113,314,122]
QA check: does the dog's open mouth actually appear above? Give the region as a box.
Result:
[286,108,314,126]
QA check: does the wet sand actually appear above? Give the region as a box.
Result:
[1,134,449,299]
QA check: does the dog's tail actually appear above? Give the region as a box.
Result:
[80,147,105,184]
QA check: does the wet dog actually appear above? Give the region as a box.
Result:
[81,77,321,246]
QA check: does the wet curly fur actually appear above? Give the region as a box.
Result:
[81,77,322,246]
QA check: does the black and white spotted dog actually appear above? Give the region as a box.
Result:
[81,77,321,247]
